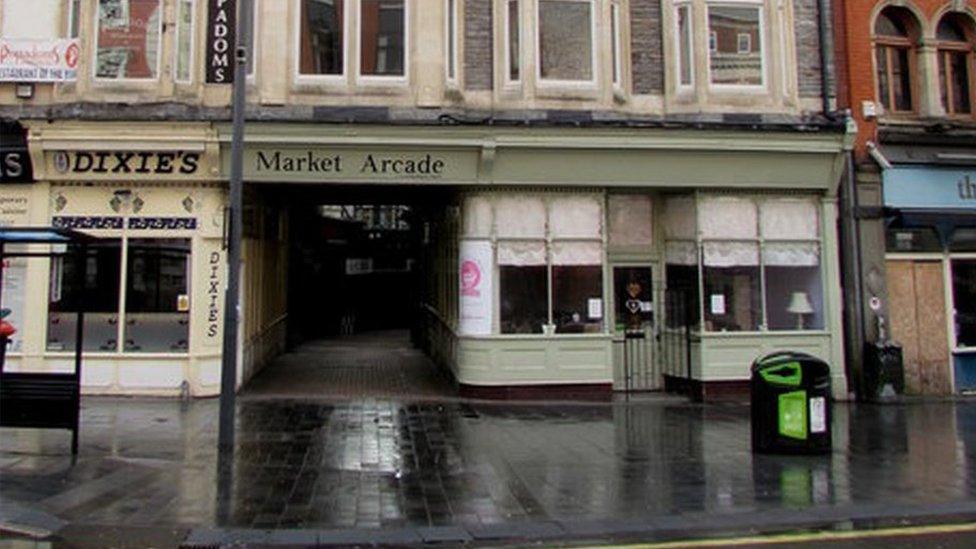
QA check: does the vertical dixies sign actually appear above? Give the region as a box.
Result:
[206,0,236,83]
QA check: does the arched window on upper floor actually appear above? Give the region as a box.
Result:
[936,13,975,116]
[873,7,920,114]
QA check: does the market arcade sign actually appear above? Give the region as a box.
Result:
[242,148,479,182]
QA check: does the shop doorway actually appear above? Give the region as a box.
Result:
[611,265,660,391]
[242,185,458,399]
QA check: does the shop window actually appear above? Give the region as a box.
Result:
[446,0,458,84]
[761,199,823,331]
[886,226,943,253]
[703,242,761,331]
[95,0,162,79]
[174,0,194,83]
[936,15,974,116]
[505,0,521,83]
[874,7,919,113]
[951,259,976,348]
[538,0,595,83]
[124,239,191,352]
[707,4,763,86]
[48,241,123,352]
[500,264,547,334]
[360,0,405,78]
[552,244,603,333]
[299,0,346,76]
[492,194,604,335]
[675,3,693,87]
[951,228,976,252]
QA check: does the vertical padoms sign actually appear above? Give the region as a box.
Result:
[206,0,236,83]
[459,241,493,336]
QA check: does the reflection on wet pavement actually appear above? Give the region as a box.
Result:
[2,398,976,532]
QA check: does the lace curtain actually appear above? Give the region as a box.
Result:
[551,241,602,266]
[550,195,603,239]
[665,241,698,266]
[703,241,759,267]
[498,241,546,266]
[763,242,820,267]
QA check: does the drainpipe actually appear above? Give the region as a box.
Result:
[816,0,833,116]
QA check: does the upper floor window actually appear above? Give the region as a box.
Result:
[95,0,162,80]
[873,7,919,113]
[446,0,459,84]
[68,0,82,38]
[504,0,521,84]
[675,3,693,87]
[537,0,596,84]
[936,14,974,116]
[707,2,764,87]
[174,0,195,83]
[360,0,406,78]
[299,0,346,76]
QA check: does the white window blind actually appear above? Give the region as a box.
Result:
[498,241,546,266]
[495,196,546,238]
[699,196,757,239]
[762,242,820,267]
[703,241,759,267]
[551,241,602,266]
[549,195,602,239]
[760,198,819,240]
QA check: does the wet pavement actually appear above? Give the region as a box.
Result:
[4,396,976,546]
[243,331,457,400]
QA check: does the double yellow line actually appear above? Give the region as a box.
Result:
[585,521,976,548]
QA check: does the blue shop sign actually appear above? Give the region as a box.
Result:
[884,167,976,210]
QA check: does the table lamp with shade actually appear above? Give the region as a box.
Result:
[786,291,814,329]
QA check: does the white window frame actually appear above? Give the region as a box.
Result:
[173,0,195,84]
[535,0,599,88]
[445,0,459,86]
[610,0,622,89]
[293,0,350,84]
[503,0,521,87]
[93,0,164,82]
[356,0,410,85]
[675,2,694,89]
[736,31,751,54]
[705,0,766,91]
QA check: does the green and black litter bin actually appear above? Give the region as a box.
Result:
[751,351,832,454]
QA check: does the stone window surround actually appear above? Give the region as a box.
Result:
[869,3,976,120]
[446,0,461,87]
[292,0,411,89]
[496,0,625,102]
[662,0,800,111]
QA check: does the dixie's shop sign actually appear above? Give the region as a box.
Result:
[50,150,203,179]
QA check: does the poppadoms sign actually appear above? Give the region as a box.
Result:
[884,167,976,210]
[206,0,236,83]
[0,38,79,82]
